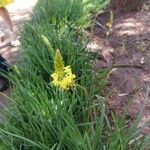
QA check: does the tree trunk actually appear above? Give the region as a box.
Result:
[110,0,144,12]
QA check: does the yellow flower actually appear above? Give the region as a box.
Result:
[51,50,76,90]
[54,49,64,74]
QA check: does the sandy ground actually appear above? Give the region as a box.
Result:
[0,0,37,113]
[0,0,37,63]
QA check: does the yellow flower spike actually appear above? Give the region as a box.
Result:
[54,49,64,74]
[51,50,76,90]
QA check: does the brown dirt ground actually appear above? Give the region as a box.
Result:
[88,11,150,134]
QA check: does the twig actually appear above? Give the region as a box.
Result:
[112,64,144,69]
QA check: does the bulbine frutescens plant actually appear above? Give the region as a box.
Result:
[0,0,150,149]
[50,49,76,91]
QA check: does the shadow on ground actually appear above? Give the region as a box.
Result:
[88,11,150,134]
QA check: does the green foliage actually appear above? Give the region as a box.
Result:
[0,0,150,149]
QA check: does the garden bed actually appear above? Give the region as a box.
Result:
[89,10,150,134]
[0,0,150,149]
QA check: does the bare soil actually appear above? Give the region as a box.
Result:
[88,11,150,134]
